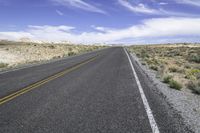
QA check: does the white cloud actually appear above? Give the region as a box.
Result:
[28,25,75,32]
[51,0,106,14]
[118,0,199,17]
[0,32,33,41]
[91,25,114,33]
[158,8,199,17]
[118,0,159,14]
[176,0,200,7]
[56,9,64,16]
[159,2,168,5]
[0,17,200,44]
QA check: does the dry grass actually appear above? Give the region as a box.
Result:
[128,43,200,93]
[0,40,106,70]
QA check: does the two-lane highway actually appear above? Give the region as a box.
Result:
[0,47,192,133]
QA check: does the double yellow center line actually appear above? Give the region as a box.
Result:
[0,56,97,105]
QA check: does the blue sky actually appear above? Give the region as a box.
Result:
[0,0,200,44]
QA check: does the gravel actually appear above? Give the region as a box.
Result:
[131,53,200,133]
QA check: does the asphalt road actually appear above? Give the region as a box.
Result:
[0,47,192,133]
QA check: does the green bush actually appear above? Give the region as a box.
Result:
[163,75,173,83]
[0,63,8,68]
[169,79,182,90]
[187,81,200,94]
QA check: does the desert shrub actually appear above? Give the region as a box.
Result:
[169,79,182,90]
[194,65,200,70]
[187,54,200,63]
[171,49,181,56]
[68,47,73,51]
[184,63,191,69]
[185,69,200,80]
[68,51,76,56]
[158,65,165,76]
[140,49,149,58]
[141,62,146,65]
[48,45,55,49]
[169,67,178,72]
[52,55,62,59]
[0,43,6,45]
[196,72,200,79]
[145,58,159,66]
[163,75,173,83]
[175,61,183,66]
[136,53,142,57]
[0,63,8,68]
[169,66,184,73]
[187,81,200,94]
[150,65,158,71]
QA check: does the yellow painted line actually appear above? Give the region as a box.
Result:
[0,56,97,105]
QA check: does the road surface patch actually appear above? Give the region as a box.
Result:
[0,56,97,105]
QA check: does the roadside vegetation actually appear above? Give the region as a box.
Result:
[128,43,200,94]
[0,40,106,71]
[0,62,8,68]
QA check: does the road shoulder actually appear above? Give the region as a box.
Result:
[130,52,199,133]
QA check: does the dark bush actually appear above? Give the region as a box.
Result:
[150,65,158,71]
[169,67,178,72]
[0,63,8,68]
[163,75,172,83]
[187,81,200,94]
[68,51,76,56]
[169,79,182,90]
[188,54,200,63]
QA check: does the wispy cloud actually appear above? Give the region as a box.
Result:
[56,9,64,16]
[28,25,75,32]
[118,0,199,17]
[159,2,168,5]
[175,0,200,7]
[1,17,200,44]
[51,0,106,14]
[91,25,114,33]
[118,0,159,14]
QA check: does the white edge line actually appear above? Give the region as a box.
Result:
[124,48,160,133]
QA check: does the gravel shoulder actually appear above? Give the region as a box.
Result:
[130,53,200,133]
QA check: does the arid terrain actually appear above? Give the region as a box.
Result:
[128,43,200,94]
[0,40,105,71]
